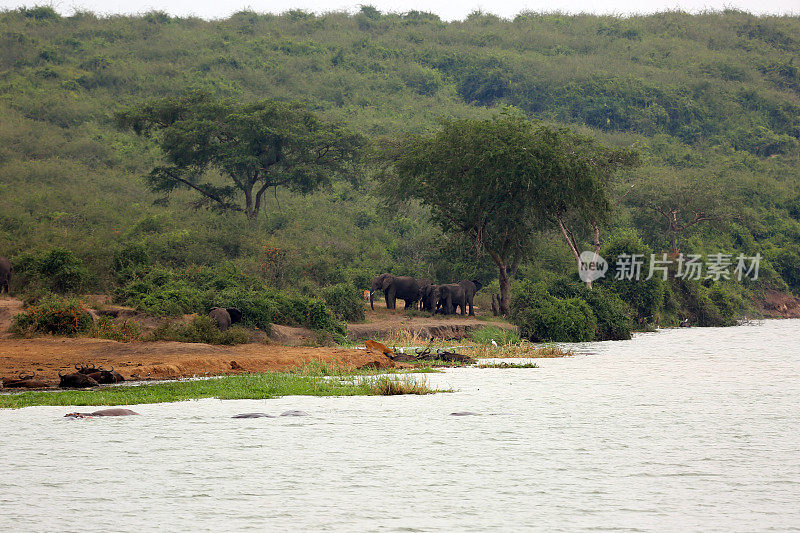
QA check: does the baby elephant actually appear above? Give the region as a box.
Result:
[209,307,243,331]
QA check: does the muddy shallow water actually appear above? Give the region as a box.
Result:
[2,320,799,531]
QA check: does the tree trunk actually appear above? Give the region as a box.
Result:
[498,264,511,316]
[491,294,499,316]
[557,216,592,289]
[244,186,256,222]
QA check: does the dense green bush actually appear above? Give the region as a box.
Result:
[91,316,142,342]
[669,278,732,327]
[511,281,597,342]
[767,245,800,294]
[322,282,365,322]
[117,265,346,335]
[547,278,634,340]
[148,316,251,345]
[12,248,91,294]
[597,230,665,326]
[11,294,93,335]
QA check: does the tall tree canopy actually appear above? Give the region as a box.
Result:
[116,91,364,221]
[384,113,638,313]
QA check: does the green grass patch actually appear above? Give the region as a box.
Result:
[477,361,540,368]
[463,342,572,359]
[0,371,446,408]
[469,325,521,345]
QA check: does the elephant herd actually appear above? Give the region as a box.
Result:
[370,273,483,316]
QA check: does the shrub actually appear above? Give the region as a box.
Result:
[469,325,521,345]
[11,295,93,335]
[511,281,596,342]
[12,248,90,294]
[669,278,732,327]
[597,230,665,326]
[322,282,365,322]
[147,316,251,345]
[112,242,150,282]
[91,316,141,342]
[548,278,633,340]
[768,244,800,294]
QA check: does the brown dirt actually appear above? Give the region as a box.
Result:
[757,289,800,318]
[0,336,395,386]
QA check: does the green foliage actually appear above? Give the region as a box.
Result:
[0,9,798,329]
[91,316,141,342]
[11,294,93,335]
[767,244,800,294]
[116,265,346,335]
[322,282,365,322]
[469,325,522,345]
[511,281,597,342]
[115,91,364,221]
[148,316,251,345]
[0,370,445,408]
[598,229,665,325]
[12,248,90,294]
[548,278,633,340]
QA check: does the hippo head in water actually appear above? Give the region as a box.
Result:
[64,409,140,418]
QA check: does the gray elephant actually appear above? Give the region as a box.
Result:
[369,274,421,310]
[0,256,12,295]
[419,283,441,312]
[209,307,243,331]
[438,280,483,316]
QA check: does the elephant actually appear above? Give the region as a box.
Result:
[419,284,441,312]
[209,307,243,331]
[437,280,483,316]
[0,256,11,295]
[370,274,421,310]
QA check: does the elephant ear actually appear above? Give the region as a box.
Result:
[381,275,394,290]
[472,280,483,292]
[226,308,243,323]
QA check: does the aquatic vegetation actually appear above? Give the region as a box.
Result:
[0,370,448,408]
[477,361,540,368]
[463,342,572,359]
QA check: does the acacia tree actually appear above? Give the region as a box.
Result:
[116,91,363,222]
[384,113,636,314]
[626,172,741,254]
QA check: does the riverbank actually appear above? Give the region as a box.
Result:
[0,337,396,384]
[0,370,442,409]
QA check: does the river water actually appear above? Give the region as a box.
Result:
[2,320,799,532]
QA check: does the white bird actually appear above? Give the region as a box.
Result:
[491,339,498,347]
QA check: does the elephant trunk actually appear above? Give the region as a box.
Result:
[370,290,375,310]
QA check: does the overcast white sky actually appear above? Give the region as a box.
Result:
[0,0,797,21]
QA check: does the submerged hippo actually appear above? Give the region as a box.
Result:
[232,413,276,418]
[280,410,309,417]
[450,411,480,416]
[64,408,140,418]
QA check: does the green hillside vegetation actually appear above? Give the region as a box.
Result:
[1,6,798,340]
